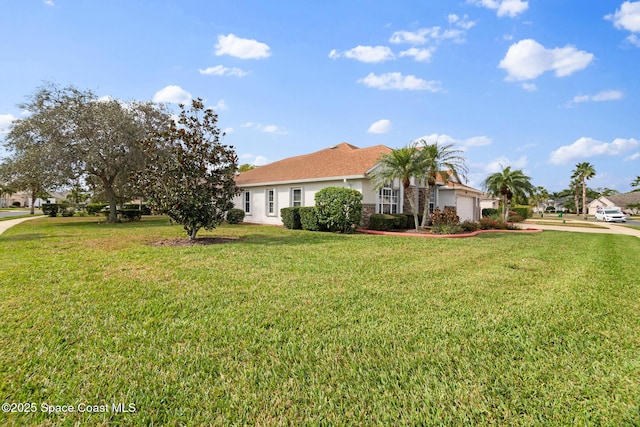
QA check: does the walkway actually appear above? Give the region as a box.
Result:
[0,216,45,236]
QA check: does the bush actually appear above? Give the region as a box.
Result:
[124,204,151,215]
[299,207,322,231]
[368,214,397,231]
[460,220,478,232]
[478,217,508,230]
[117,209,141,222]
[61,208,75,217]
[226,208,245,224]
[431,207,459,227]
[508,214,525,223]
[390,214,409,230]
[41,203,60,217]
[281,207,302,229]
[432,223,463,235]
[314,187,363,233]
[482,208,499,218]
[511,206,531,219]
[86,203,108,215]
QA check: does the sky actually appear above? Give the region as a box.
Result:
[1,0,639,193]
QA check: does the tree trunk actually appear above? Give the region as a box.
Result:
[582,179,588,220]
[404,186,419,231]
[30,191,36,215]
[102,179,118,223]
[502,196,509,221]
[420,184,430,229]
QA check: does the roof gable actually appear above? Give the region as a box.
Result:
[236,142,392,186]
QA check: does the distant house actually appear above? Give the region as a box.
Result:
[588,192,640,215]
[233,142,483,226]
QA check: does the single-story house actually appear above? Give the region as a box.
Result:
[588,192,640,215]
[233,142,483,226]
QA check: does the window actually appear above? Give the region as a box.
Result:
[266,189,276,216]
[428,187,436,214]
[291,187,303,207]
[243,191,251,214]
[378,187,399,214]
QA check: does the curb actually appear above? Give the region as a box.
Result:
[358,228,543,239]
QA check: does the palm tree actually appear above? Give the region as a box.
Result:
[571,162,596,220]
[414,140,468,227]
[483,166,534,221]
[632,176,640,191]
[570,178,580,215]
[369,143,424,230]
[530,186,549,216]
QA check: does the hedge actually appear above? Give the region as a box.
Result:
[299,207,322,231]
[226,208,245,224]
[482,208,499,218]
[281,207,302,229]
[314,187,362,233]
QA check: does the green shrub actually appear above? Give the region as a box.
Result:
[281,207,302,229]
[299,207,322,231]
[61,208,75,217]
[511,206,531,219]
[368,214,396,231]
[432,223,463,235]
[86,203,108,215]
[41,203,60,217]
[117,209,141,222]
[226,208,245,224]
[124,203,151,215]
[314,187,363,233]
[390,214,409,230]
[482,208,499,217]
[460,220,478,232]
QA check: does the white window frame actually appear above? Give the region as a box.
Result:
[291,187,303,207]
[243,191,251,215]
[266,188,277,216]
[378,187,399,214]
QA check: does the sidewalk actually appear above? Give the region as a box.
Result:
[521,219,640,238]
[0,216,45,236]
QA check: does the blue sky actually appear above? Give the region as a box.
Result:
[1,0,639,193]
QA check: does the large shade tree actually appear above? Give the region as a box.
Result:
[6,83,170,222]
[483,166,534,221]
[571,162,596,220]
[415,140,468,228]
[134,99,239,240]
[369,143,424,230]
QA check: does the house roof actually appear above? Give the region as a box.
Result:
[236,142,392,186]
[593,192,640,208]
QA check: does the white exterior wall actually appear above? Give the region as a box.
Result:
[235,178,371,225]
[435,188,479,222]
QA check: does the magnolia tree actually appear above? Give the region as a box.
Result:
[135,99,239,240]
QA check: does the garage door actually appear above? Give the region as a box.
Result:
[457,196,475,222]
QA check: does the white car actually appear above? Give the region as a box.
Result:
[594,208,627,223]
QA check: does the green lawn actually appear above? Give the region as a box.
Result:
[1,217,639,426]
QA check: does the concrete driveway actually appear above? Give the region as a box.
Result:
[522,218,640,239]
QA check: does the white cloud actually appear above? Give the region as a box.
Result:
[240,153,270,166]
[152,85,192,104]
[417,133,493,150]
[499,39,594,81]
[358,72,442,91]
[627,34,640,47]
[213,99,228,111]
[390,27,465,45]
[569,90,623,105]
[242,122,288,135]
[449,14,477,30]
[522,83,537,91]
[368,119,392,134]
[549,137,640,164]
[328,46,395,63]
[222,127,234,135]
[0,114,17,134]
[399,47,436,62]
[215,34,271,59]
[199,65,248,77]
[468,0,529,17]
[43,0,54,6]
[625,152,640,161]
[484,156,528,173]
[605,1,640,32]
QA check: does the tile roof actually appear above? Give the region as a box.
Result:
[236,142,392,186]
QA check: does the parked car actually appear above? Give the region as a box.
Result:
[594,207,627,223]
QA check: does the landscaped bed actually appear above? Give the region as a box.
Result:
[1,216,639,425]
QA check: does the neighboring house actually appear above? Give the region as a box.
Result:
[588,192,640,215]
[233,142,483,226]
[5,191,67,208]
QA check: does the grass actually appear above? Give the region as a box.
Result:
[525,220,608,229]
[1,216,639,426]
